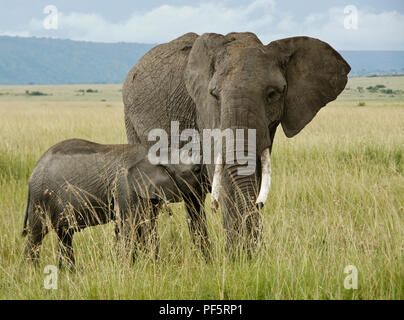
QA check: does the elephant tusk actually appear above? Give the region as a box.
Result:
[211,154,223,212]
[256,148,272,205]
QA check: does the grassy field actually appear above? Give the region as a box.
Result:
[0,77,403,299]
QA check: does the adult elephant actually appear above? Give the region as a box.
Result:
[123,32,350,255]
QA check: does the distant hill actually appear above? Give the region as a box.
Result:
[0,36,155,85]
[0,36,403,85]
[341,51,404,77]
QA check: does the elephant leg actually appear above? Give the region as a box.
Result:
[114,222,120,241]
[24,224,46,264]
[131,201,160,260]
[150,204,160,260]
[24,205,47,264]
[116,206,143,263]
[144,203,160,260]
[115,197,159,262]
[57,227,75,270]
[184,190,211,259]
[113,222,122,261]
[117,218,135,262]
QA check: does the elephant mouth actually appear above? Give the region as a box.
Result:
[210,147,272,211]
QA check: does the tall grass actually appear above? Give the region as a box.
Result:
[0,99,403,299]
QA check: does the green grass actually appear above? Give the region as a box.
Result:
[0,77,403,299]
[338,76,404,102]
[0,84,121,102]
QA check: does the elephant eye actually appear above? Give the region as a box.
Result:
[210,88,220,100]
[267,89,280,102]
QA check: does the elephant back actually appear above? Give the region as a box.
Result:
[123,33,199,147]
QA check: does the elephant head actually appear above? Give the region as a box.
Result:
[184,33,350,245]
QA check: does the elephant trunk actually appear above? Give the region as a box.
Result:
[209,93,272,246]
[220,160,261,247]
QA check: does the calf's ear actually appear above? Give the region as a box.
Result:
[130,160,178,201]
[129,161,165,200]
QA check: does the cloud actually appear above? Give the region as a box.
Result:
[298,8,404,50]
[7,0,404,49]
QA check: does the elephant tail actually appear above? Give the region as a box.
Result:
[21,190,30,237]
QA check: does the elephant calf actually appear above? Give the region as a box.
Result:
[22,138,201,268]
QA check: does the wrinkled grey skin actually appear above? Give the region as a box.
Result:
[22,138,201,268]
[123,32,350,252]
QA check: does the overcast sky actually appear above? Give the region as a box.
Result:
[1,0,403,49]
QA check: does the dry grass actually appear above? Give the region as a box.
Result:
[0,78,403,299]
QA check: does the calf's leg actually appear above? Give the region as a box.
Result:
[57,227,75,270]
[24,205,47,264]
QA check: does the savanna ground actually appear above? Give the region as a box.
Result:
[0,77,403,299]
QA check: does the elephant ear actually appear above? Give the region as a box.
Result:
[130,159,179,201]
[267,36,351,138]
[184,33,227,104]
[129,161,167,200]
